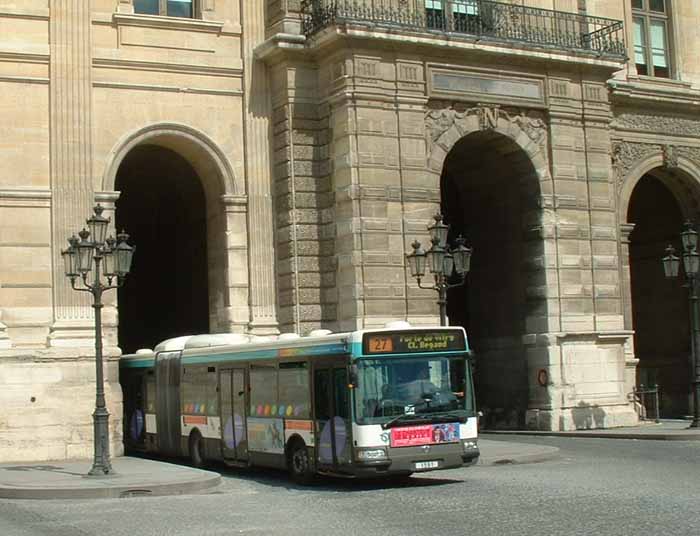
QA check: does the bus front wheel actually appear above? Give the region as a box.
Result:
[189,431,205,468]
[288,441,315,485]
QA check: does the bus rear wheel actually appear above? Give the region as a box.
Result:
[289,441,315,485]
[189,431,205,468]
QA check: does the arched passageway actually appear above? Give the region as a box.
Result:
[115,145,209,353]
[440,130,543,428]
[628,172,690,417]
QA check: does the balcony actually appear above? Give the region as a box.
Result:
[300,0,626,59]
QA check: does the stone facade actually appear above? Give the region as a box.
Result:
[1,0,700,461]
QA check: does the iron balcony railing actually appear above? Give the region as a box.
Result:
[301,0,626,58]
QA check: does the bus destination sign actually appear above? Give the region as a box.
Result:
[363,330,466,355]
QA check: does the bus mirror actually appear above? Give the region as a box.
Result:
[348,364,359,388]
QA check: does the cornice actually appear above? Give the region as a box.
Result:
[93,57,243,77]
[306,25,624,73]
[112,13,225,33]
[254,33,308,64]
[609,78,700,110]
[0,8,49,20]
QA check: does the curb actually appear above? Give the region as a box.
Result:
[0,474,222,500]
[484,430,700,441]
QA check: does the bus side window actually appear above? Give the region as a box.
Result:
[314,369,331,420]
[279,362,309,418]
[250,365,277,417]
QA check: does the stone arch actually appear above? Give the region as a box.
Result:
[100,122,250,349]
[426,105,551,184]
[616,143,700,417]
[615,143,700,224]
[101,122,240,199]
[426,103,551,429]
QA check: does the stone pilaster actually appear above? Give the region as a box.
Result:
[619,222,639,398]
[242,0,279,335]
[0,310,11,349]
[48,0,95,347]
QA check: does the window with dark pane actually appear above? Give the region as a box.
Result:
[134,0,196,18]
[168,0,193,18]
[134,0,159,15]
[632,0,671,78]
[649,0,665,13]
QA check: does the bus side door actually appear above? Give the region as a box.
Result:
[314,363,351,470]
[220,368,249,462]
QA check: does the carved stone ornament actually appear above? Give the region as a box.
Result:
[612,142,700,190]
[425,104,547,148]
[663,145,679,169]
[611,141,658,190]
[613,112,700,137]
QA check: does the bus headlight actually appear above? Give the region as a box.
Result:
[355,448,388,461]
[462,440,478,452]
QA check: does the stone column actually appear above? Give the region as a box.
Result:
[48,0,95,347]
[241,0,279,335]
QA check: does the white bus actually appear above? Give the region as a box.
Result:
[120,322,479,482]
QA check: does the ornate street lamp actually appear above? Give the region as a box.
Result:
[407,213,472,326]
[662,221,700,429]
[61,204,134,475]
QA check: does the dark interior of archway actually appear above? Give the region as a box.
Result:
[628,173,688,417]
[441,130,541,428]
[115,144,209,353]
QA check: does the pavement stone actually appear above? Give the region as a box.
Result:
[0,457,221,500]
[0,437,559,500]
[477,438,560,465]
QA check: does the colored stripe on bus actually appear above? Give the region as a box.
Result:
[183,415,208,425]
[120,358,154,369]
[285,419,313,431]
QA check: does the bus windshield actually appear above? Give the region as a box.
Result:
[353,355,474,425]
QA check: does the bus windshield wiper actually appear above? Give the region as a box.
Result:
[430,412,467,423]
[381,413,429,429]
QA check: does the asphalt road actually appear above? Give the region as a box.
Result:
[1,434,699,536]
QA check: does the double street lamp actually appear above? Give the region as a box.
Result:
[61,204,134,475]
[406,213,472,326]
[662,221,700,428]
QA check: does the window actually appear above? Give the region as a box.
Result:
[134,0,197,18]
[279,362,310,418]
[425,1,483,33]
[632,0,671,78]
[250,365,278,417]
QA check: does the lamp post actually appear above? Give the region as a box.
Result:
[61,204,134,475]
[662,221,700,428]
[406,213,472,326]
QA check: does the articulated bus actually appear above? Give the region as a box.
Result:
[120,322,479,482]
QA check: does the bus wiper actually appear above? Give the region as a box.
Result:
[431,412,467,423]
[381,413,429,429]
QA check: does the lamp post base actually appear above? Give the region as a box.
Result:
[88,407,115,476]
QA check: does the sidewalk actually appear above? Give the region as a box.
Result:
[0,457,221,500]
[483,419,700,441]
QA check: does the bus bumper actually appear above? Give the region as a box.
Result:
[347,445,480,478]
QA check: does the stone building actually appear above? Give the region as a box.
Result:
[1,0,699,462]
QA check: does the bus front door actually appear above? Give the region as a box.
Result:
[314,365,351,471]
[220,368,249,463]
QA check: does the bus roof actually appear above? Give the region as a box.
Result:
[119,323,468,368]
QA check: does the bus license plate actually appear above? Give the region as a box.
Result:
[414,460,439,470]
